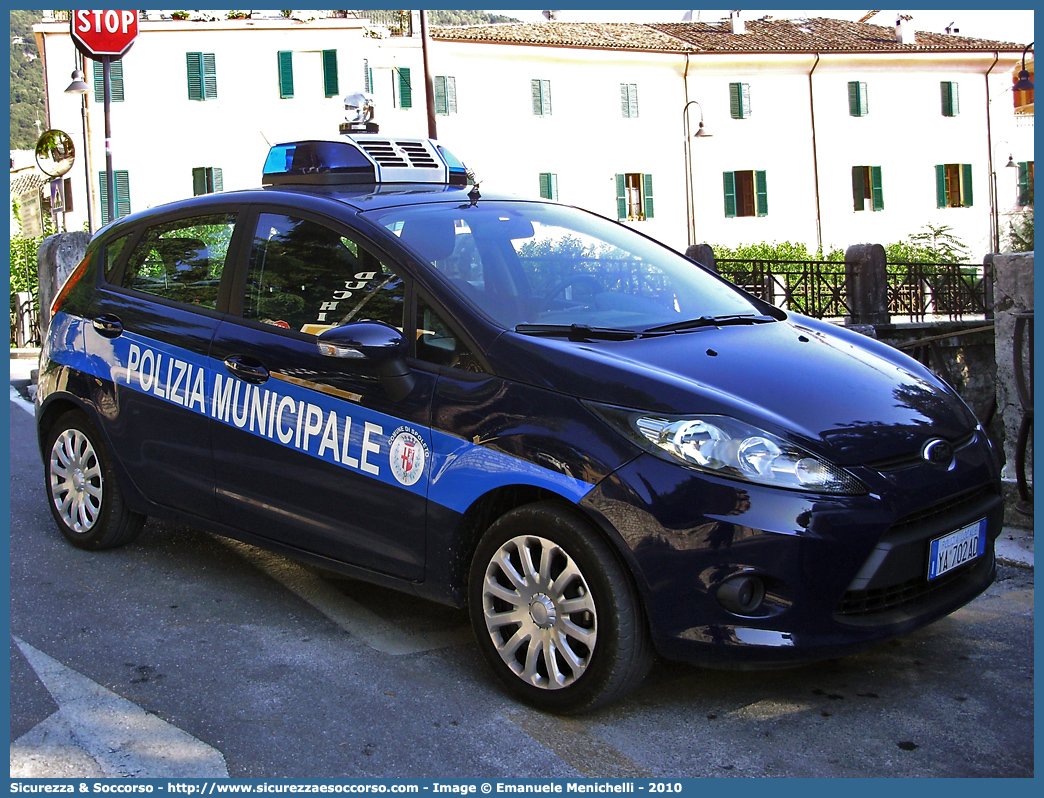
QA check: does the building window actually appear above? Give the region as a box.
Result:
[936,164,973,208]
[848,81,868,116]
[192,167,224,196]
[393,67,413,109]
[852,166,884,211]
[363,59,372,93]
[615,173,654,221]
[434,76,457,115]
[1017,161,1034,206]
[186,52,217,101]
[98,170,131,225]
[723,170,768,217]
[532,79,552,116]
[92,58,124,102]
[277,51,294,98]
[322,50,339,98]
[941,81,960,116]
[620,83,638,118]
[729,82,751,119]
[539,173,559,200]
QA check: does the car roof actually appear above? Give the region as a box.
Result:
[93,183,543,239]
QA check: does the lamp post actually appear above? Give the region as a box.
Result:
[1013,42,1034,91]
[682,100,712,248]
[64,53,94,234]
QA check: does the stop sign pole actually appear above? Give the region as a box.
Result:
[70,10,138,226]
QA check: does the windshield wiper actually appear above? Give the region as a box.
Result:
[514,323,643,341]
[642,313,776,334]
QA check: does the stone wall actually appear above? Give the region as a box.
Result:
[36,232,91,342]
[991,252,1034,523]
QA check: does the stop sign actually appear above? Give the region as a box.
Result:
[71,9,138,59]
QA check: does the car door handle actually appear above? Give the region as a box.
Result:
[223,356,269,384]
[91,315,123,338]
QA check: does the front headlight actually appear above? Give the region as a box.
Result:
[590,405,865,495]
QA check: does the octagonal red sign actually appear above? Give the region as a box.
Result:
[71,9,138,58]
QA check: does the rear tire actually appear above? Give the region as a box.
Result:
[468,501,653,714]
[44,410,145,550]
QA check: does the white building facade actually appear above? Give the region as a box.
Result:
[32,12,1031,261]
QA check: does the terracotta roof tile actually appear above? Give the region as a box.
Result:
[431,21,690,51]
[432,17,1026,54]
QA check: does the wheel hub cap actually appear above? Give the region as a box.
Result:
[481,534,598,691]
[529,594,556,629]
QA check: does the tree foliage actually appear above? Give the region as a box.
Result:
[1007,209,1034,252]
[427,10,519,26]
[9,10,45,151]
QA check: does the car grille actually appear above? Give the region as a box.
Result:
[886,484,996,538]
[833,483,1000,624]
[835,552,991,617]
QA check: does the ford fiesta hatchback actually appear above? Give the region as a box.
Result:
[37,135,1003,713]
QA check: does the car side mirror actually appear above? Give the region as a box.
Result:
[316,321,415,401]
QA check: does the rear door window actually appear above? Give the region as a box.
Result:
[120,214,236,308]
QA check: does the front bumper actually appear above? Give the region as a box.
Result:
[580,435,1003,667]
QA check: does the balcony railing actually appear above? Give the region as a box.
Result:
[714,258,991,322]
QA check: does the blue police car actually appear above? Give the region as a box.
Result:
[37,134,1003,713]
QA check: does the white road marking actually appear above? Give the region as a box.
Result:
[220,539,472,655]
[10,384,35,416]
[10,636,229,778]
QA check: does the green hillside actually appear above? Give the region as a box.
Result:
[10,10,45,151]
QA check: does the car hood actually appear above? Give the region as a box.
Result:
[487,318,978,466]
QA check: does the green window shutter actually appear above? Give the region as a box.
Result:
[723,171,737,218]
[620,84,638,118]
[870,166,884,211]
[192,167,206,196]
[852,166,866,211]
[730,83,750,118]
[642,174,654,219]
[278,51,294,98]
[100,170,131,224]
[1018,162,1031,205]
[936,164,948,208]
[616,174,627,220]
[202,53,217,99]
[115,171,131,219]
[322,50,339,97]
[539,173,553,199]
[446,76,457,114]
[961,163,973,207]
[531,79,551,116]
[98,171,109,225]
[398,67,412,109]
[435,76,447,115]
[848,81,867,116]
[941,81,959,116]
[755,170,768,217]
[94,59,124,102]
[187,52,203,100]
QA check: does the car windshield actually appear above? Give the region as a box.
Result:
[365,201,762,331]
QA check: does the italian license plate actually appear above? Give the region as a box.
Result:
[927,518,987,580]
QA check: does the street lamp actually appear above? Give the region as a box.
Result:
[64,58,95,233]
[682,100,712,248]
[1013,42,1034,91]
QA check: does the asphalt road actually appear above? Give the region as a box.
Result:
[8,371,1035,779]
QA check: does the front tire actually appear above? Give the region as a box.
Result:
[468,501,653,714]
[44,410,145,550]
